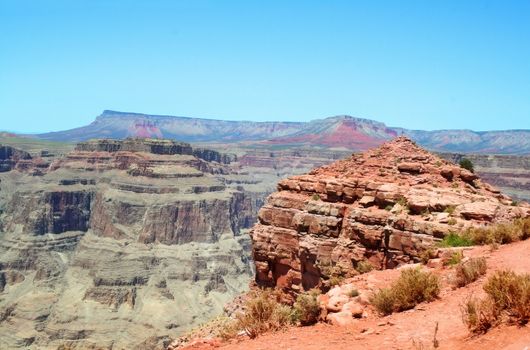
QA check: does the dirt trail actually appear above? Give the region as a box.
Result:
[186,240,530,350]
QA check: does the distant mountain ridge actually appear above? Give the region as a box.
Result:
[35,110,530,154]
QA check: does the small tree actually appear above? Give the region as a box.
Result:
[459,158,474,173]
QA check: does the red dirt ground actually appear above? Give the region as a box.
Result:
[184,239,530,350]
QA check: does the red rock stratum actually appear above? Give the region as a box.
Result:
[250,137,530,293]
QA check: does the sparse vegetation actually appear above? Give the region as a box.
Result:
[235,289,294,338]
[419,248,437,264]
[459,158,474,173]
[446,250,464,266]
[348,288,360,298]
[465,218,530,245]
[454,257,487,287]
[371,268,440,315]
[384,204,393,211]
[462,270,530,334]
[447,218,457,226]
[292,289,321,326]
[356,260,374,274]
[443,205,456,215]
[311,193,321,201]
[461,297,499,334]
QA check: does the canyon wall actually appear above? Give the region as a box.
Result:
[0,140,259,349]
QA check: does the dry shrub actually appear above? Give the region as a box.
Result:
[235,289,293,338]
[462,270,530,334]
[483,270,530,324]
[356,260,374,274]
[292,289,321,326]
[372,268,440,315]
[461,297,499,334]
[454,257,487,288]
[465,218,530,245]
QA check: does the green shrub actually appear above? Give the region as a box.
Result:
[292,289,321,326]
[371,268,440,315]
[454,257,487,288]
[459,158,474,173]
[311,193,321,201]
[439,233,474,247]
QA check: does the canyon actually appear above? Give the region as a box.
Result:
[0,139,272,349]
[1,125,529,349]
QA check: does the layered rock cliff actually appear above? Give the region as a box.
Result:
[250,137,530,293]
[0,139,257,349]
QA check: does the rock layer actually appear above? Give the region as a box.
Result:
[250,137,530,293]
[0,139,256,349]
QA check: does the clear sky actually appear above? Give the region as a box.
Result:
[1,0,529,133]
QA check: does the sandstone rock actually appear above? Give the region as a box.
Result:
[327,311,356,326]
[342,301,364,318]
[397,162,423,174]
[250,137,528,293]
[326,294,349,312]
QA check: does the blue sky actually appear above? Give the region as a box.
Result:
[1,0,529,133]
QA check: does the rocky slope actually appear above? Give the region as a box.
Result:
[0,139,273,349]
[34,110,530,154]
[250,137,529,293]
[187,238,530,350]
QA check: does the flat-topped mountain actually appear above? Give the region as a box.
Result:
[250,137,529,292]
[33,110,530,154]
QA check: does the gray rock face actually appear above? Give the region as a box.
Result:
[0,140,258,349]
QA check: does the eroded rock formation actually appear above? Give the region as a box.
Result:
[250,137,530,293]
[0,139,257,349]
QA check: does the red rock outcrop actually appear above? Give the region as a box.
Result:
[250,137,530,293]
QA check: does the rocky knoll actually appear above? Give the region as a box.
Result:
[250,137,529,293]
[0,145,32,172]
[0,139,261,349]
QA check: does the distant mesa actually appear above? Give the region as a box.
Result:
[128,120,163,139]
[32,110,530,154]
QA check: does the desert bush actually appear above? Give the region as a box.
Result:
[462,270,530,334]
[483,270,530,324]
[454,257,487,288]
[348,288,359,297]
[371,288,395,316]
[465,218,530,245]
[461,297,499,334]
[445,250,464,266]
[356,260,374,274]
[419,248,437,264]
[292,289,321,326]
[371,268,440,315]
[444,205,456,215]
[459,158,474,173]
[236,289,294,338]
[439,233,474,247]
